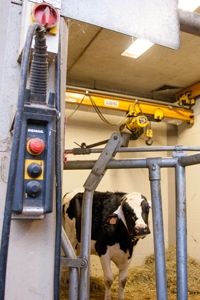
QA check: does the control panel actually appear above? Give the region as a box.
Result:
[12,94,57,219]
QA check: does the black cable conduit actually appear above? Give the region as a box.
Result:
[54,37,62,300]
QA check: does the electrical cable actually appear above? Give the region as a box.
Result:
[67,94,87,119]
[67,92,130,126]
[54,35,62,300]
[0,23,41,300]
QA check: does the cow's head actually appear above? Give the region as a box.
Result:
[108,192,151,240]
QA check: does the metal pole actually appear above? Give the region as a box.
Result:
[65,146,200,155]
[148,161,168,300]
[78,133,123,300]
[79,189,94,300]
[178,152,200,167]
[175,164,188,300]
[179,9,200,38]
[61,227,79,300]
[64,157,177,170]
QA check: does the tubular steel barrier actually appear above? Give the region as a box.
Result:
[62,138,200,300]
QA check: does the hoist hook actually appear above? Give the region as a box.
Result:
[145,137,153,146]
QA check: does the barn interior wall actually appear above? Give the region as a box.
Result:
[63,107,174,276]
[177,98,200,263]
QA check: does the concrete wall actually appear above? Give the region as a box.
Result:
[178,99,200,263]
[0,2,68,299]
[63,107,176,276]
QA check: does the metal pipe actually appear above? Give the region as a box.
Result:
[64,158,177,170]
[178,152,200,167]
[61,227,79,300]
[175,164,188,300]
[61,227,77,260]
[79,189,94,300]
[148,164,168,300]
[179,9,200,37]
[65,146,200,155]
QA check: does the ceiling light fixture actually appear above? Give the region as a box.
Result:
[122,1,200,59]
[121,39,154,59]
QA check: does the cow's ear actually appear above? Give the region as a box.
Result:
[105,214,119,225]
[103,214,119,236]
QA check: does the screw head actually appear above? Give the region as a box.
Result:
[152,164,156,171]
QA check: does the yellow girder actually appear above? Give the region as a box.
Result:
[175,81,200,106]
[66,90,194,123]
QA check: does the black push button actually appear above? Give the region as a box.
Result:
[26,181,42,198]
[27,162,42,178]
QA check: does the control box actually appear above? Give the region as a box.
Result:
[12,94,57,219]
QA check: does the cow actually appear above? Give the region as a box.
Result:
[62,188,151,300]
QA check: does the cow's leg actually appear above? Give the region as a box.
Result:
[118,261,131,300]
[99,253,114,300]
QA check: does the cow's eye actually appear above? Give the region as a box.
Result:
[144,206,149,213]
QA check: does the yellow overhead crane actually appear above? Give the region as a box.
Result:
[65,89,194,146]
[66,90,194,123]
[175,81,200,107]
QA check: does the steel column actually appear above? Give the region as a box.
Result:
[78,133,123,300]
[61,227,79,300]
[148,161,168,300]
[79,189,94,300]
[175,164,188,300]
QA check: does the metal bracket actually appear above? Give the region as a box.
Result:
[61,256,88,268]
[11,207,45,220]
[147,158,162,181]
[173,145,187,158]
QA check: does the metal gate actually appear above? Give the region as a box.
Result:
[61,133,200,300]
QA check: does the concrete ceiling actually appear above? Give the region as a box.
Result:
[65,7,200,103]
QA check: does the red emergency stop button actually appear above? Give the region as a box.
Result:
[33,3,59,29]
[28,138,45,155]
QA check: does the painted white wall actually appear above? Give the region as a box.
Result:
[178,98,200,263]
[63,107,173,276]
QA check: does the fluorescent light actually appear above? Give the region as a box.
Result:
[178,0,200,12]
[122,1,200,59]
[121,39,154,59]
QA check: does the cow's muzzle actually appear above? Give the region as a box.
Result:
[134,224,150,239]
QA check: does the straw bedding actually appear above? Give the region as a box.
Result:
[60,246,200,299]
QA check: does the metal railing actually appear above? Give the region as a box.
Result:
[62,134,200,300]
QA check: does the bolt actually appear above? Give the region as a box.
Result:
[81,261,86,267]
[152,164,156,171]
[114,135,118,140]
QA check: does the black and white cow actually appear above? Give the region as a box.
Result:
[63,188,151,300]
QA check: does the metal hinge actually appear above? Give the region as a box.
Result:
[60,257,88,268]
